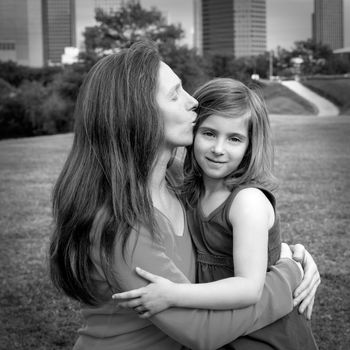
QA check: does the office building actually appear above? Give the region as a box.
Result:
[0,0,75,66]
[313,0,343,50]
[194,0,266,57]
[42,0,76,65]
[94,0,125,13]
[0,0,44,67]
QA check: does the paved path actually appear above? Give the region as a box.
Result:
[281,80,340,117]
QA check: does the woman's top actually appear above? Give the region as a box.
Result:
[188,183,281,283]
[73,163,302,350]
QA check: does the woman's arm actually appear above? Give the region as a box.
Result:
[114,188,273,312]
[290,244,321,319]
[113,223,301,350]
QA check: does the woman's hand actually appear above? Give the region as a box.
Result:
[112,267,177,318]
[290,244,321,320]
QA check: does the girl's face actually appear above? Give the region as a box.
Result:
[194,113,250,181]
[156,62,198,148]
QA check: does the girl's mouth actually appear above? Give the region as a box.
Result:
[206,157,226,164]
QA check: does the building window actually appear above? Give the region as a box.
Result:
[0,42,15,50]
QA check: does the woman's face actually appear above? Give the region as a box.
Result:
[156,62,198,148]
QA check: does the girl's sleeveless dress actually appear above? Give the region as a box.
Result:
[187,184,318,350]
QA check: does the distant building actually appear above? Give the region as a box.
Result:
[193,0,266,57]
[94,0,125,13]
[312,0,344,50]
[0,0,75,67]
[42,0,76,65]
[62,46,80,65]
[0,0,44,67]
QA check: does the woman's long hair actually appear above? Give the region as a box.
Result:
[49,41,163,305]
[183,78,276,208]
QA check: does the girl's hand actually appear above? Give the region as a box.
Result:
[290,244,321,320]
[112,267,176,318]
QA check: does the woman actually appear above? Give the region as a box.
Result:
[49,41,320,350]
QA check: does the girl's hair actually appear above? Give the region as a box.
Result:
[183,78,276,207]
[49,41,163,305]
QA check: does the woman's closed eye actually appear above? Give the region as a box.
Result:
[171,92,179,101]
[171,84,182,101]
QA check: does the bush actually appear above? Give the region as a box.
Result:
[0,61,61,87]
[41,92,74,134]
[0,95,32,139]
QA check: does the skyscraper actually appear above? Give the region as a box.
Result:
[313,0,344,50]
[94,0,125,13]
[42,0,76,65]
[0,0,75,67]
[0,0,44,67]
[194,0,266,57]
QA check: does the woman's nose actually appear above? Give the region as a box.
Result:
[186,92,198,111]
[191,96,199,110]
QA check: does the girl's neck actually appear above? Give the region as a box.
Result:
[202,175,229,197]
[200,176,231,217]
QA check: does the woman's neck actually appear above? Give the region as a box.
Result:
[149,148,173,206]
[150,146,185,236]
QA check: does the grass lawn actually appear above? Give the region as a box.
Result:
[259,81,317,115]
[1,115,349,349]
[302,78,350,115]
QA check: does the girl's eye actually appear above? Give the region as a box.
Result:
[202,131,215,138]
[229,137,241,143]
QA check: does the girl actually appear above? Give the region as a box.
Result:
[113,78,319,349]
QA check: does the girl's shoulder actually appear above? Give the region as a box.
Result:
[226,184,276,227]
[227,183,276,210]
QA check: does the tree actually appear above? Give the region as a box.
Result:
[0,94,31,139]
[18,80,49,135]
[0,61,61,87]
[164,46,209,93]
[205,53,270,83]
[273,39,338,77]
[41,91,73,134]
[82,2,184,62]
[81,1,208,92]
[0,78,16,97]
[326,55,350,74]
[291,39,333,75]
[207,54,235,78]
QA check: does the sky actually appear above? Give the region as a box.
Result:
[140,0,350,51]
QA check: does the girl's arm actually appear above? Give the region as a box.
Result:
[114,188,275,314]
[224,187,275,306]
[113,223,301,350]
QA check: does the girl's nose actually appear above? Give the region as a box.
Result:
[211,141,224,155]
